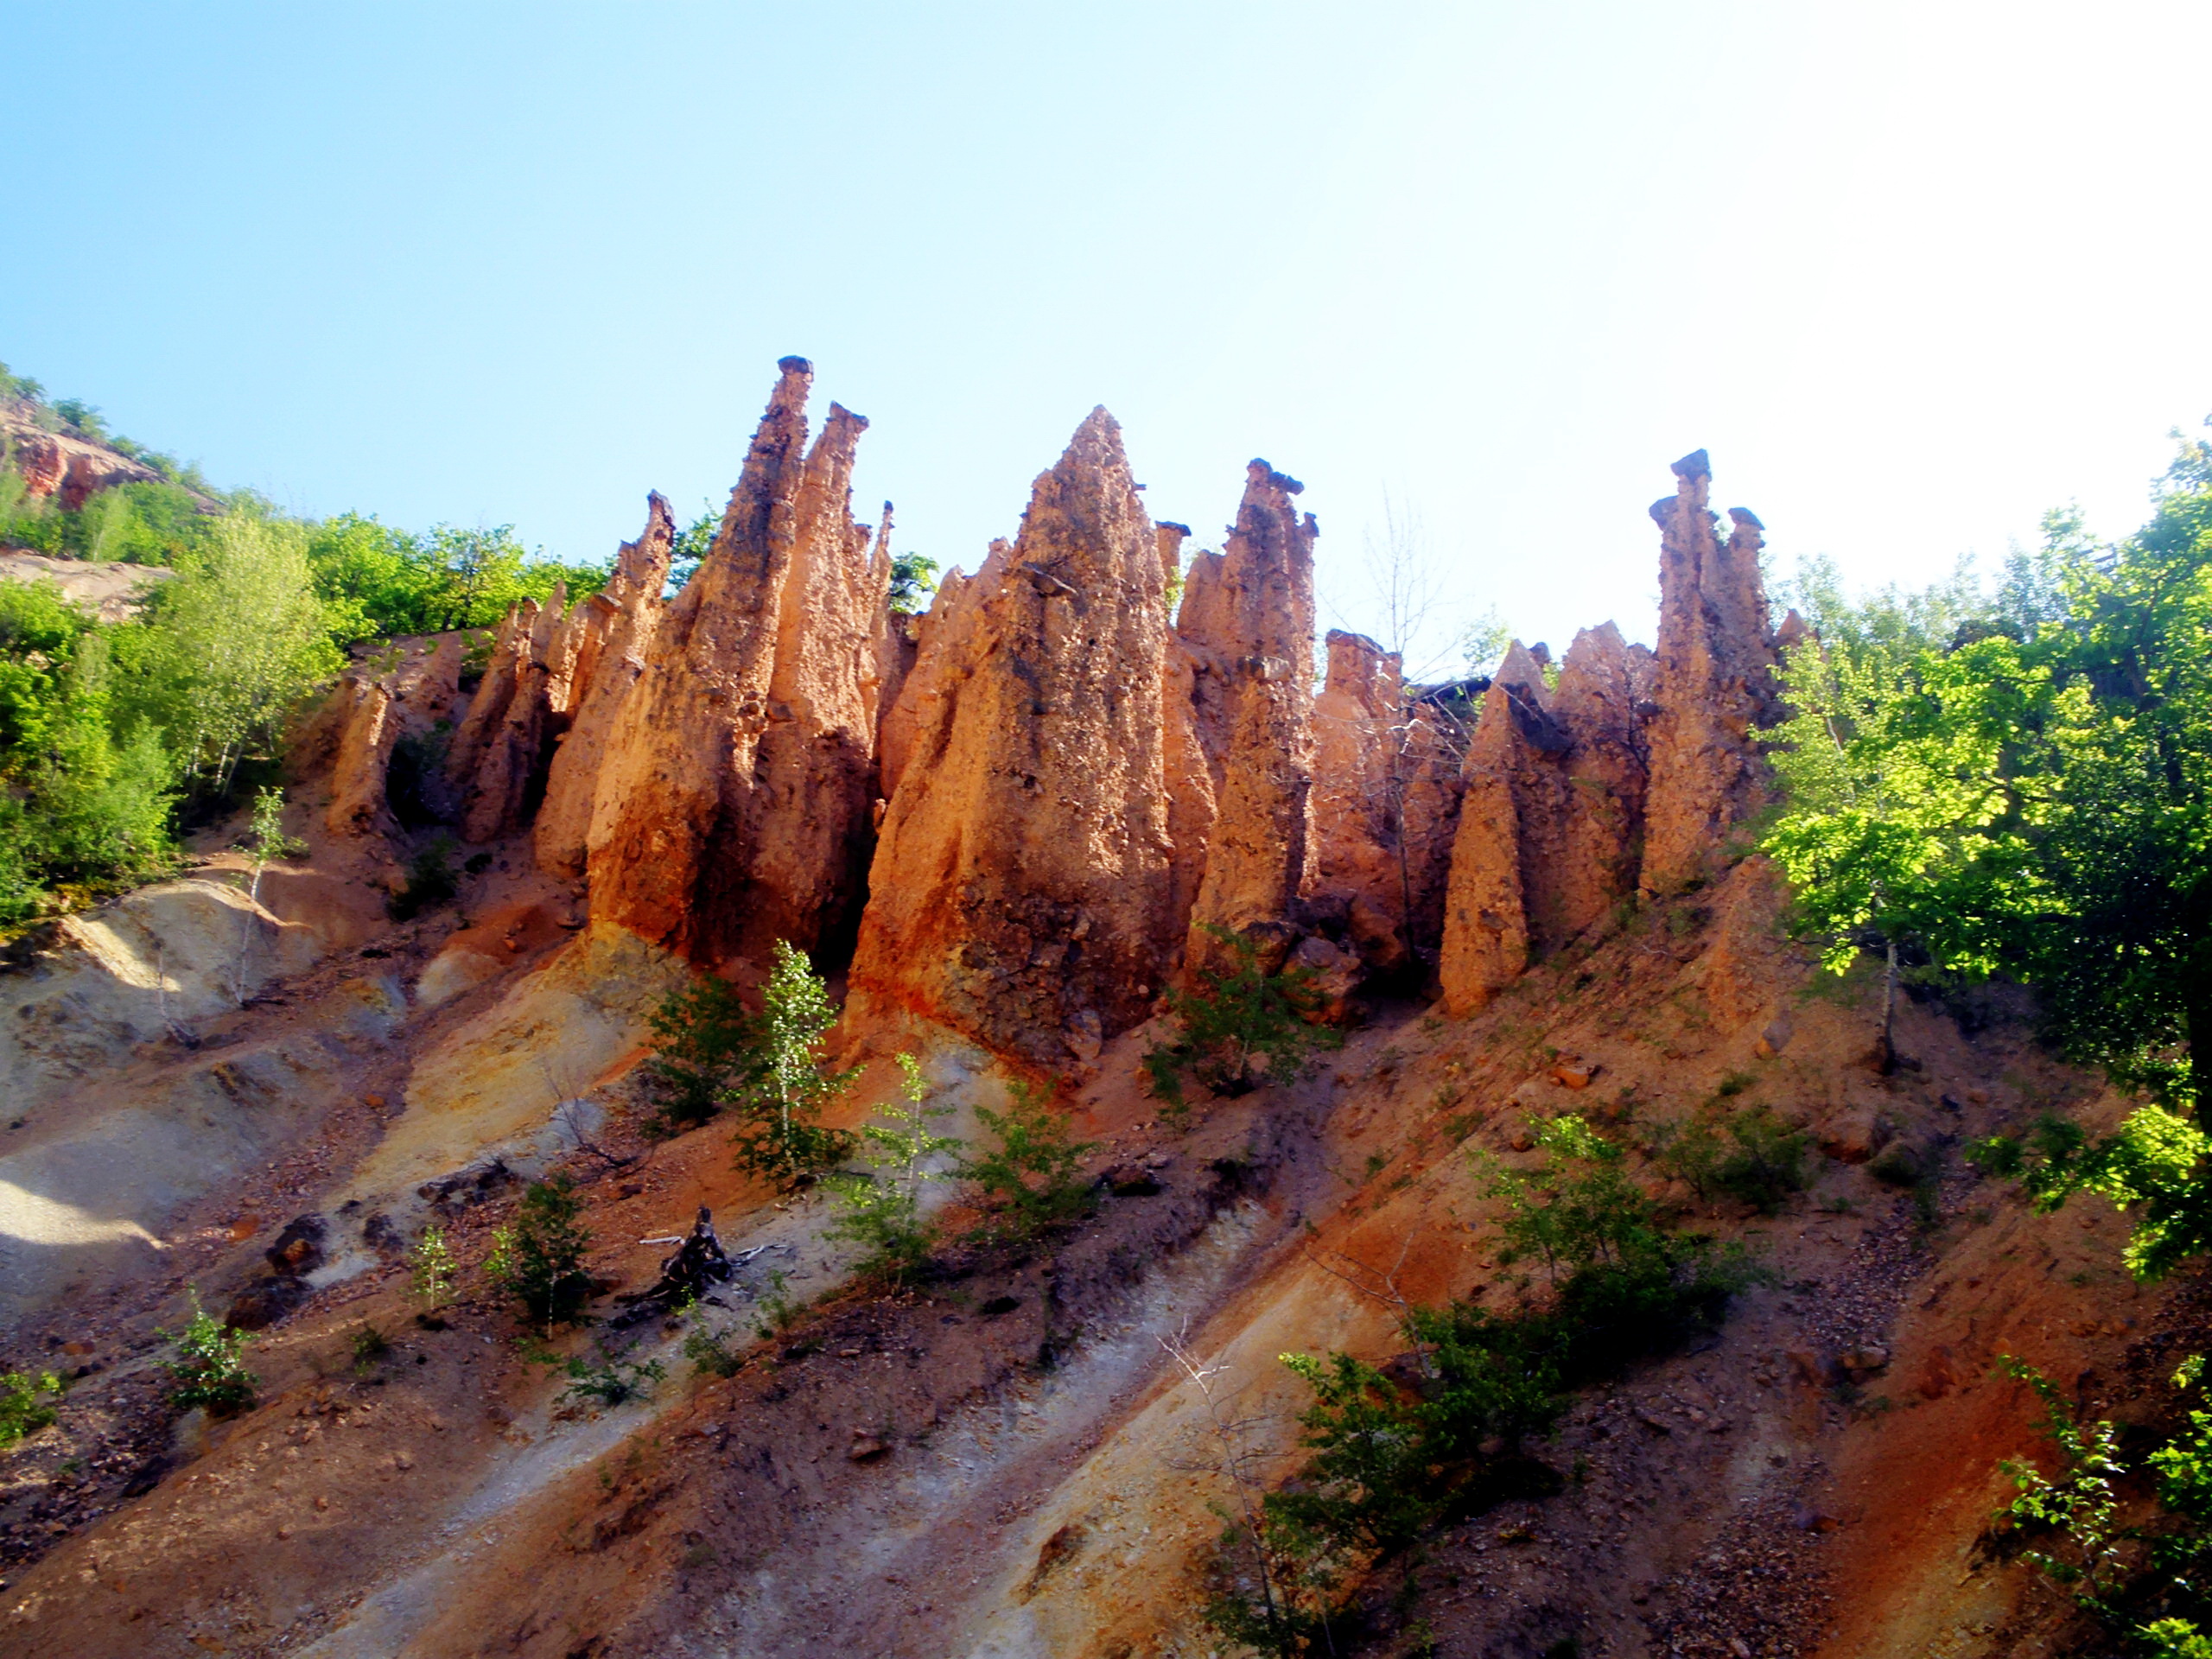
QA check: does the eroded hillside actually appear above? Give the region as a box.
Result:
[0,363,2182,1658]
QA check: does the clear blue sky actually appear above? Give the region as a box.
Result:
[6,2,2209,672]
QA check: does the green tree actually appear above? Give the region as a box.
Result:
[728,940,856,1183]
[889,552,940,615]
[1767,425,2212,1274]
[644,974,762,1130]
[827,1052,962,1279]
[485,1176,594,1332]
[118,512,340,800]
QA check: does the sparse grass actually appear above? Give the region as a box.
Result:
[350,1325,391,1373]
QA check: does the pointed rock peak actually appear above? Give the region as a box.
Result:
[1245,458,1306,497]
[1156,522,1191,577]
[1774,607,1813,652]
[1494,639,1550,700]
[1728,505,1764,532]
[1562,620,1629,675]
[1063,405,1126,466]
[1672,449,1711,481]
[823,401,870,441]
[874,499,893,554]
[776,354,814,378]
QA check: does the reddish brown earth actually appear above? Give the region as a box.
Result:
[0,385,2183,1658]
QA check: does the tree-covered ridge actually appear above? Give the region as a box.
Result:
[0,359,614,926]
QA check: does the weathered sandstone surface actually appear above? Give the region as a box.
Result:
[315,633,465,839]
[1175,461,1318,973]
[585,359,888,964]
[1640,448,1782,894]
[0,405,164,511]
[1310,629,1468,972]
[849,408,1177,1067]
[534,493,676,878]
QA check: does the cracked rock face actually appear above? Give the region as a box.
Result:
[583,359,888,966]
[1438,628,1652,1014]
[1309,630,1468,973]
[1175,461,1318,976]
[1639,450,1781,896]
[317,635,465,840]
[534,493,676,880]
[848,407,1178,1069]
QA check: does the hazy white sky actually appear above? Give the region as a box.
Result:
[5,2,2208,671]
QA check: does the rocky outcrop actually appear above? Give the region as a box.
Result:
[586,359,888,964]
[1438,627,1654,1014]
[447,588,573,844]
[534,496,675,879]
[1176,462,1317,974]
[1,413,162,511]
[317,634,465,839]
[848,408,1177,1068]
[1310,632,1471,974]
[1639,450,1780,894]
[737,416,893,957]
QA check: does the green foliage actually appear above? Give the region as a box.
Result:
[644,974,761,1130]
[1766,424,2212,1277]
[304,514,607,643]
[1460,605,1513,678]
[1994,1354,2212,1652]
[0,1369,64,1446]
[664,503,719,594]
[827,1052,962,1280]
[727,941,857,1184]
[159,1291,258,1416]
[682,1302,744,1379]
[1646,1106,1810,1215]
[350,1325,391,1372]
[116,511,341,801]
[1208,1120,1755,1647]
[1143,925,1342,1103]
[486,1177,594,1332]
[409,1224,455,1312]
[957,1078,1096,1242]
[0,579,178,925]
[558,1351,665,1409]
[888,551,940,615]
[1970,1109,2212,1281]
[387,835,458,921]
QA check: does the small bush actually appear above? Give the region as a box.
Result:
[683,1323,743,1379]
[1143,925,1342,1104]
[827,1052,961,1281]
[160,1291,258,1416]
[486,1176,594,1332]
[0,1369,64,1446]
[957,1079,1096,1243]
[559,1351,664,1409]
[1649,1107,1810,1215]
[388,836,458,920]
[644,975,761,1131]
[350,1325,391,1373]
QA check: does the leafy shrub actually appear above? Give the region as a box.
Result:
[0,1369,64,1446]
[1994,1353,2212,1653]
[486,1176,594,1332]
[827,1052,961,1280]
[644,975,761,1130]
[957,1078,1096,1242]
[1648,1106,1810,1215]
[159,1291,258,1416]
[1143,925,1342,1104]
[559,1351,664,1409]
[1207,1118,1757,1649]
[727,941,856,1184]
[388,835,458,920]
